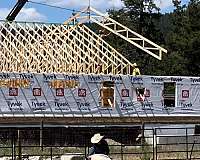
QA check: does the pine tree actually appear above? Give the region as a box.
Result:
[107,0,164,75]
[184,0,200,75]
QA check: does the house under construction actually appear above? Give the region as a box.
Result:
[1,4,200,125]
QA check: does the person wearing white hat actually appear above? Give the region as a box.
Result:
[132,63,141,76]
[88,133,110,157]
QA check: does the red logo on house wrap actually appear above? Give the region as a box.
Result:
[78,88,86,97]
[9,88,18,96]
[56,88,64,96]
[33,88,42,96]
[182,90,189,98]
[121,89,129,97]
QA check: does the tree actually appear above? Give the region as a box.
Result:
[107,0,165,75]
[184,0,200,76]
[104,0,200,76]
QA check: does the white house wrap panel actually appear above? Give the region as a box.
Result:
[0,73,199,117]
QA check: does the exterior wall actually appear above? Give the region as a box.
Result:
[0,73,200,117]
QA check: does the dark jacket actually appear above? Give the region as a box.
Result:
[88,139,109,156]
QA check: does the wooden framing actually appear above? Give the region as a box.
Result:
[64,7,167,60]
[0,7,167,74]
[0,20,133,74]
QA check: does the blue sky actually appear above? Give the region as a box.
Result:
[0,0,190,23]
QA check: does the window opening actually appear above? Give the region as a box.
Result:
[136,88,145,101]
[163,82,175,107]
[100,81,114,108]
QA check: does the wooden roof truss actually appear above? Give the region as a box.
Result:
[65,7,167,60]
[0,7,167,74]
[0,20,133,74]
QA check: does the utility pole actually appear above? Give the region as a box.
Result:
[88,0,91,22]
[89,0,91,8]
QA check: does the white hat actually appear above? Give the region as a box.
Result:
[91,133,104,144]
[133,63,138,66]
